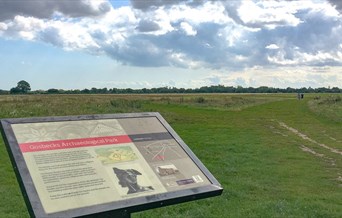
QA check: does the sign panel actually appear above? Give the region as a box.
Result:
[1,113,222,217]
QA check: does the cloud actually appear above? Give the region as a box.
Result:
[0,0,111,21]
[0,0,342,71]
[105,36,170,67]
[328,0,342,12]
[180,22,197,36]
[235,1,302,29]
[266,44,279,50]
[0,16,45,40]
[1,15,99,50]
[130,0,189,10]
[136,19,161,32]
[39,27,64,47]
[189,66,342,88]
[258,5,342,66]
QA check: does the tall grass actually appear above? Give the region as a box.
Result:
[308,94,342,122]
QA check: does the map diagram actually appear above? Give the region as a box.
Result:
[90,122,125,137]
[141,141,183,161]
[95,146,138,165]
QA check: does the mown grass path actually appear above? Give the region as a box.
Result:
[0,94,340,217]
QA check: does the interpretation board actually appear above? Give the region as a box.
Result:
[0,112,222,218]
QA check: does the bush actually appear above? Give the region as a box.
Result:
[317,95,342,105]
[195,97,205,103]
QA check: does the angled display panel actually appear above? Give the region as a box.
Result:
[0,112,223,218]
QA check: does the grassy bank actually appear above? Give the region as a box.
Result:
[0,94,341,217]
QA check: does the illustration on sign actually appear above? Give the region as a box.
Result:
[113,167,154,195]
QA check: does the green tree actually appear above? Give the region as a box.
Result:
[10,80,31,94]
[47,88,59,94]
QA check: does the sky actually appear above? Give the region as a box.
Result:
[1,0,342,90]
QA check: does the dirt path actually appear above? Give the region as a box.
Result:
[271,120,341,184]
[278,121,342,156]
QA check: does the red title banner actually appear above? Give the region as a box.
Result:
[19,135,132,153]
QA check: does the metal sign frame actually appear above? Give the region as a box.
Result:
[0,112,223,218]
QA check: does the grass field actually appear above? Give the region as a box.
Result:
[0,93,341,218]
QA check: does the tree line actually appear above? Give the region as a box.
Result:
[0,81,341,95]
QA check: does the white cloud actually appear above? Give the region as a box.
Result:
[167,2,230,25]
[267,49,342,66]
[169,52,203,68]
[237,1,302,29]
[1,15,100,50]
[218,25,247,47]
[180,22,196,36]
[1,16,45,40]
[266,44,279,50]
[0,22,7,31]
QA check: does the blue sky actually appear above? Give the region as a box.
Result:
[0,0,342,90]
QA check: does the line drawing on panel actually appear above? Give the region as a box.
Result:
[142,141,182,161]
